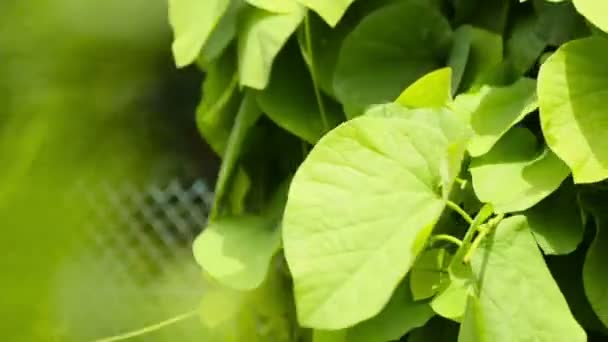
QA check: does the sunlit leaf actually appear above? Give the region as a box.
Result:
[396,68,452,109]
[461,216,586,341]
[283,114,462,328]
[296,0,355,27]
[470,127,570,213]
[238,5,305,89]
[169,0,231,67]
[538,37,608,183]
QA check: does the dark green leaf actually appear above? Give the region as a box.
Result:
[333,1,452,117]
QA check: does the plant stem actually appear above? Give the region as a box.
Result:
[94,310,198,342]
[454,177,467,189]
[446,200,473,224]
[463,214,504,263]
[449,204,493,268]
[429,234,463,247]
[303,13,330,132]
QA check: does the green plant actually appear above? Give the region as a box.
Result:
[160,0,608,340]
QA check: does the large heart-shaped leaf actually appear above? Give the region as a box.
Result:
[283,114,462,329]
[333,1,452,117]
[470,127,570,213]
[460,216,586,341]
[238,5,305,89]
[169,0,231,67]
[538,37,608,183]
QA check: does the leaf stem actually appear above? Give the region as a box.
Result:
[93,310,198,342]
[449,204,493,268]
[463,214,504,263]
[303,13,330,132]
[429,234,463,247]
[446,200,473,225]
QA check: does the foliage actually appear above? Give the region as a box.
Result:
[169,0,608,340]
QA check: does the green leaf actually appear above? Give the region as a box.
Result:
[470,127,570,213]
[448,25,503,93]
[573,0,608,34]
[458,296,486,342]
[396,68,452,109]
[431,281,468,322]
[453,78,537,157]
[453,0,510,34]
[462,216,586,342]
[333,1,452,117]
[193,215,281,290]
[581,193,608,327]
[283,115,460,329]
[346,279,434,342]
[313,330,346,342]
[364,104,471,199]
[538,36,608,183]
[257,43,343,143]
[525,181,584,255]
[211,93,263,219]
[238,5,305,89]
[198,0,244,66]
[504,12,548,76]
[410,248,451,301]
[169,0,231,67]
[535,0,590,47]
[296,0,355,27]
[196,49,240,156]
[246,0,298,13]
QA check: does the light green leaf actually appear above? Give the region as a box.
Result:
[581,193,608,327]
[431,281,468,322]
[347,279,434,342]
[198,0,244,66]
[193,215,281,290]
[238,5,305,89]
[283,115,459,329]
[364,104,471,199]
[470,127,570,213]
[257,43,343,143]
[453,78,537,157]
[196,49,240,156]
[463,216,586,342]
[447,25,503,93]
[458,296,486,342]
[573,0,608,34]
[538,36,608,183]
[526,181,584,255]
[410,248,451,300]
[246,0,298,13]
[333,1,452,117]
[296,0,355,27]
[396,68,452,109]
[169,0,231,67]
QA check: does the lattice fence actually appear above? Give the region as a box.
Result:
[54,179,214,341]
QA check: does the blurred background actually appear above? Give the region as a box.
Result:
[0,1,218,340]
